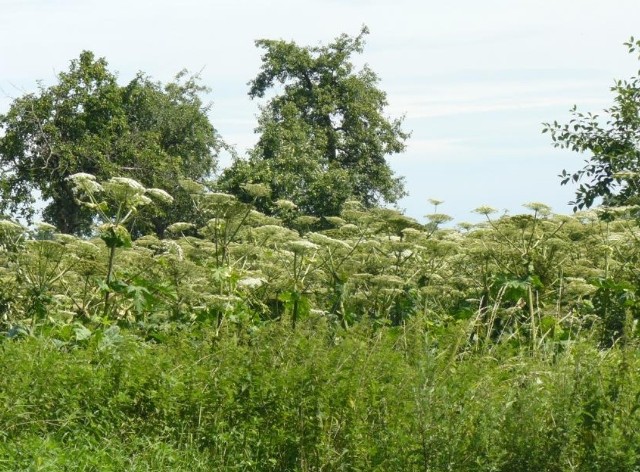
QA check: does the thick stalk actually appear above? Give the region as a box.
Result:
[292,252,299,330]
[528,285,536,348]
[292,295,299,330]
[102,245,117,317]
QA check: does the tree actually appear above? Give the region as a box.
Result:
[544,38,640,211]
[219,27,409,217]
[0,51,220,234]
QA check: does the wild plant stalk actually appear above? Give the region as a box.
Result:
[66,173,173,318]
[287,241,317,329]
[103,242,117,317]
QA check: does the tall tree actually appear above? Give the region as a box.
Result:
[544,38,640,211]
[220,27,409,216]
[0,51,220,234]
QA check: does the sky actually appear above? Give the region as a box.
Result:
[2,0,640,224]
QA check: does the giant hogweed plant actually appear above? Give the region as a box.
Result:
[0,221,83,333]
[329,203,458,326]
[3,186,640,348]
[461,204,577,346]
[460,205,640,347]
[577,207,640,345]
[169,183,293,328]
[0,220,26,323]
[67,173,173,317]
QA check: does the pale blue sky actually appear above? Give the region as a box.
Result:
[2,0,640,223]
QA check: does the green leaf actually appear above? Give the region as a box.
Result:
[99,224,132,249]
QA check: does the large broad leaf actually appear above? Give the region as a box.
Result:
[494,274,543,303]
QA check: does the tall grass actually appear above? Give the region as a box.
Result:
[1,316,639,471]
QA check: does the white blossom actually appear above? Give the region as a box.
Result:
[0,220,24,232]
[275,199,297,211]
[288,239,319,253]
[146,188,174,204]
[68,173,104,194]
[307,232,352,249]
[237,277,265,289]
[67,172,97,182]
[167,222,195,234]
[36,222,57,232]
[107,177,146,192]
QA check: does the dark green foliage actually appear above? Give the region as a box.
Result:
[544,38,640,211]
[591,277,640,346]
[220,27,408,216]
[0,51,220,235]
[2,322,640,470]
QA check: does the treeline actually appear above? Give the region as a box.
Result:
[0,27,408,237]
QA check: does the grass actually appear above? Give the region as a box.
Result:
[1,316,640,471]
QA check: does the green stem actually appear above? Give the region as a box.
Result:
[103,245,117,318]
[292,294,299,330]
[529,285,536,349]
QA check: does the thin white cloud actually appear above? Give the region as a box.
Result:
[386,78,613,119]
[392,96,609,119]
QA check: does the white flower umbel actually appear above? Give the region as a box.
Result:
[36,222,57,232]
[178,178,206,194]
[67,173,104,194]
[167,222,196,235]
[146,188,174,204]
[275,199,297,211]
[107,177,146,192]
[68,172,97,182]
[237,277,265,289]
[242,183,271,199]
[306,232,352,250]
[287,239,319,254]
[0,220,24,232]
[324,216,346,227]
[473,206,497,216]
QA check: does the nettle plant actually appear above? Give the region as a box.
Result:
[67,173,173,317]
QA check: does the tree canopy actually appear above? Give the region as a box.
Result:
[0,51,220,234]
[544,38,640,212]
[219,27,409,217]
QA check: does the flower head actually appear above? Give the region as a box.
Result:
[146,188,174,204]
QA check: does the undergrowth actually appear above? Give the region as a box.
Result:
[1,317,639,471]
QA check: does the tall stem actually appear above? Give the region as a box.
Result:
[529,285,536,349]
[102,245,117,317]
[292,252,299,330]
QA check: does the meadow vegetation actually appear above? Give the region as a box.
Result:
[1,176,640,470]
[2,32,640,472]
